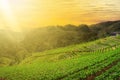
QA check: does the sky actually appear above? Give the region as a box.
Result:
[0,0,120,31]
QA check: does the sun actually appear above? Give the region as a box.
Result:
[1,0,9,11]
[0,0,21,31]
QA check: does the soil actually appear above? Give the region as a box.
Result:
[86,59,120,80]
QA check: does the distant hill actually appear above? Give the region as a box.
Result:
[22,20,120,53]
[0,29,24,42]
[0,20,120,66]
[90,20,120,38]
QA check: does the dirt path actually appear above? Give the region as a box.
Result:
[85,59,120,80]
[0,78,6,80]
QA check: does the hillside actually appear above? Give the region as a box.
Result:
[0,20,120,67]
[0,20,120,80]
[21,36,120,64]
[0,36,120,80]
[0,30,26,66]
[22,20,120,53]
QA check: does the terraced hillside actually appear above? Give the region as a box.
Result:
[0,36,120,80]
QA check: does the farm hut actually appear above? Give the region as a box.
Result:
[110,32,120,36]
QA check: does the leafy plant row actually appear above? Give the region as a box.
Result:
[95,62,120,80]
[61,50,120,80]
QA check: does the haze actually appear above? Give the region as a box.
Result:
[0,0,120,31]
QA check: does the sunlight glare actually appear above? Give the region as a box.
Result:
[0,0,21,32]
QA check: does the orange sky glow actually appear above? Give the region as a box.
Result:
[0,0,120,31]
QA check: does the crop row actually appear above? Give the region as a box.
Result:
[60,50,120,80]
[0,47,120,80]
[95,62,120,80]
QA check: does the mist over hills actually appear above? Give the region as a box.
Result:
[0,20,120,66]
[0,29,24,42]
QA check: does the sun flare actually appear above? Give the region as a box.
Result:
[0,0,21,31]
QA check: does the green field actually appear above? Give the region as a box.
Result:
[0,36,120,80]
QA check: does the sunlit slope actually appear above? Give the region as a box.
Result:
[21,36,120,64]
[0,30,24,66]
[0,36,120,80]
